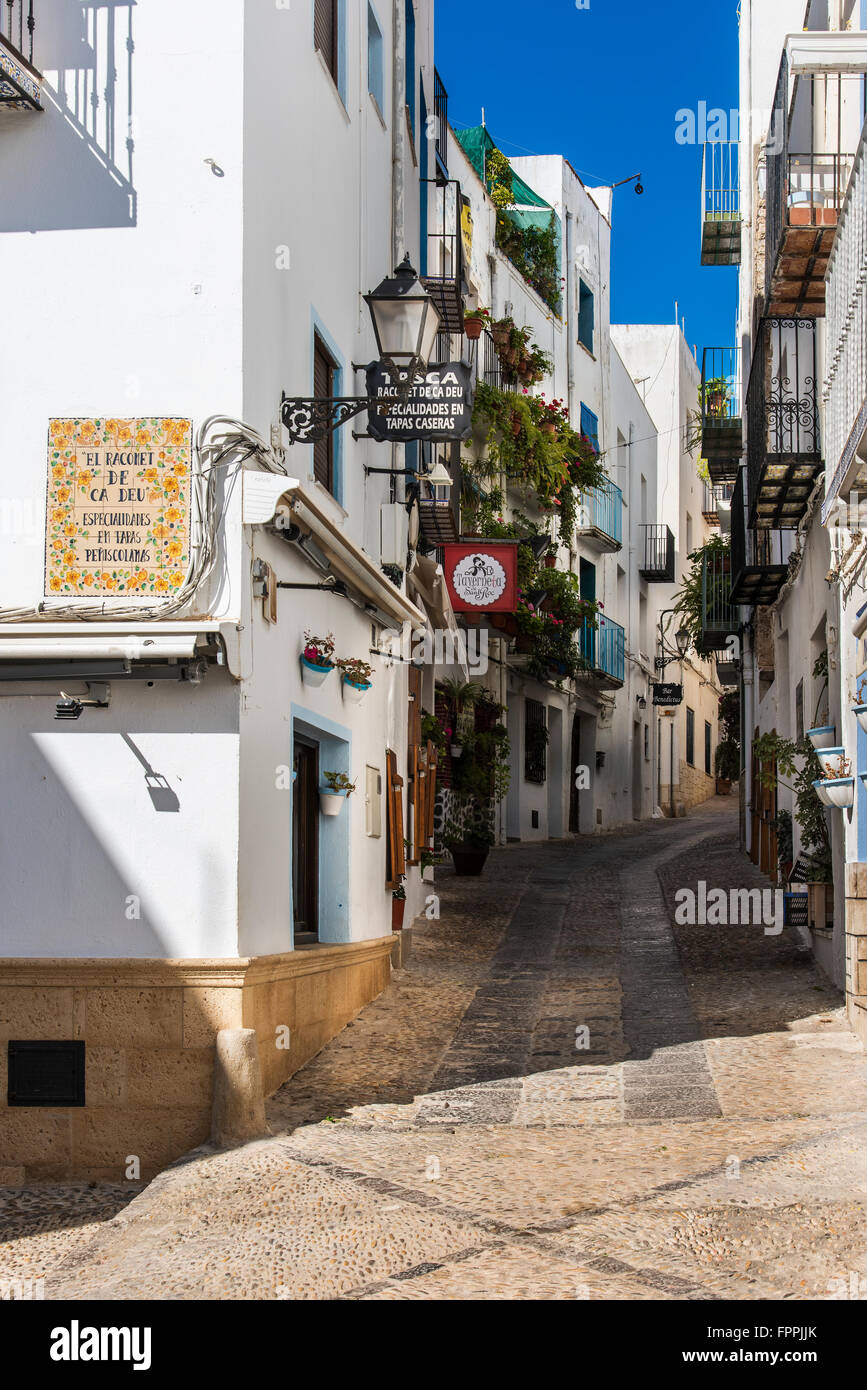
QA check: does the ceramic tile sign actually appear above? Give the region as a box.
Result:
[45,418,192,599]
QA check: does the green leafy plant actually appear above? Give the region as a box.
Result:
[496,210,561,314]
[335,657,373,686]
[752,733,832,880]
[485,148,515,210]
[421,712,447,752]
[442,816,496,852]
[464,306,491,325]
[672,534,732,648]
[775,808,794,868]
[714,740,740,781]
[322,771,356,795]
[303,631,335,666]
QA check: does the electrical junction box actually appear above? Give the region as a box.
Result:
[380,504,408,567]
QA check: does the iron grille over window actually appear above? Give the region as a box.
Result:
[524,699,547,784]
[314,0,339,85]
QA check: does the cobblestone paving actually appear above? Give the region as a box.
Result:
[4,799,867,1300]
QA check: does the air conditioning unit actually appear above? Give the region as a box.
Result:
[380,504,409,567]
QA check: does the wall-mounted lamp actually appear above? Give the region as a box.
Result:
[637,694,648,711]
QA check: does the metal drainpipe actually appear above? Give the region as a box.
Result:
[670,719,676,817]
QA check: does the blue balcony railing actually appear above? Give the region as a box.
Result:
[579,617,625,685]
[577,481,622,548]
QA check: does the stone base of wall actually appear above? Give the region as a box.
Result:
[844,866,867,1048]
[0,937,393,1181]
[678,761,718,811]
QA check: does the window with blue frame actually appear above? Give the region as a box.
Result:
[580,403,600,453]
[578,280,595,354]
[367,4,384,114]
[405,0,416,137]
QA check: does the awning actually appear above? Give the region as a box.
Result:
[0,634,200,662]
[243,470,426,630]
[786,31,867,75]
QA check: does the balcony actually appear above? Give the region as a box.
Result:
[700,347,743,482]
[822,120,867,521]
[480,327,518,393]
[576,481,622,553]
[638,525,675,582]
[422,176,466,334]
[417,443,461,546]
[701,142,741,265]
[765,50,859,316]
[746,316,821,528]
[696,547,736,653]
[702,481,734,528]
[578,616,625,689]
[0,1,41,111]
[729,471,790,608]
[715,653,740,687]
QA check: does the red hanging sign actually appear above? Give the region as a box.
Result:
[442,541,519,614]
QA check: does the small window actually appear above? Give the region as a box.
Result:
[644,724,650,761]
[525,699,547,784]
[314,0,339,87]
[795,679,804,742]
[578,279,595,354]
[686,707,695,767]
[580,403,599,453]
[368,5,384,113]
[313,333,338,495]
[705,721,712,776]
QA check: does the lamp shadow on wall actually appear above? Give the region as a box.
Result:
[121,732,180,813]
[0,0,137,232]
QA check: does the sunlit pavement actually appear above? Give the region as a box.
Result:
[4,798,867,1300]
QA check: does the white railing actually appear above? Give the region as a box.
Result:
[822,117,867,522]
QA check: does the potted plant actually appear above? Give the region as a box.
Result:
[807,724,837,750]
[336,656,373,704]
[319,770,355,816]
[443,820,495,876]
[852,675,867,733]
[301,631,335,688]
[804,851,834,929]
[392,880,407,931]
[714,738,740,794]
[754,732,834,927]
[463,306,490,341]
[702,376,731,418]
[490,315,514,352]
[816,747,848,779]
[776,808,794,884]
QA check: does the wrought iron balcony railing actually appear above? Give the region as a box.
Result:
[638,524,675,582]
[0,0,41,110]
[702,481,734,526]
[700,346,743,482]
[576,481,622,552]
[765,50,857,316]
[701,142,741,266]
[433,69,449,182]
[480,327,518,392]
[745,316,821,528]
[579,616,625,687]
[822,121,867,522]
[421,177,466,334]
[697,547,736,652]
[729,470,791,608]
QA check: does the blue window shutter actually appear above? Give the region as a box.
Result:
[367,5,384,111]
[578,280,594,353]
[580,403,600,452]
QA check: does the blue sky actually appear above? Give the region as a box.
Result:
[435,0,740,360]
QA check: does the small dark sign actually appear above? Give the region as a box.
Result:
[366,361,474,442]
[789,858,810,884]
[652,682,684,707]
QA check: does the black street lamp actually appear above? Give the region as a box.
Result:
[281,256,442,447]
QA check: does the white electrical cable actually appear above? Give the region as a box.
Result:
[0,417,286,625]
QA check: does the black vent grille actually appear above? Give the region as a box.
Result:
[8,1040,85,1107]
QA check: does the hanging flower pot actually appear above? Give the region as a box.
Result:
[853,705,867,734]
[450,847,490,876]
[544,552,557,569]
[807,725,836,750]
[511,413,522,436]
[820,777,855,809]
[319,772,355,816]
[341,675,372,705]
[812,779,834,807]
[463,309,489,341]
[301,654,334,688]
[450,743,464,759]
[491,322,511,351]
[815,746,847,778]
[541,421,557,437]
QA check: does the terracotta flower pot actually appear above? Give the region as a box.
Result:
[544,553,557,569]
[511,414,522,436]
[392,898,406,931]
[541,421,557,437]
[464,317,484,340]
[715,777,732,796]
[491,324,510,350]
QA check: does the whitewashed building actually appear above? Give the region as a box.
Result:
[0,0,455,1177]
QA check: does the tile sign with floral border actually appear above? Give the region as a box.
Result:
[45,418,193,600]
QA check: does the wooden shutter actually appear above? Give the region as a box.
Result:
[313,335,335,493]
[314,0,338,83]
[407,668,423,865]
[385,749,406,890]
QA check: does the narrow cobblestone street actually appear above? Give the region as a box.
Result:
[4,799,867,1301]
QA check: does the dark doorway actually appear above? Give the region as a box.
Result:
[569,714,581,833]
[293,738,319,942]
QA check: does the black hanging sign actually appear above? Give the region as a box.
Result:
[366,362,474,442]
[652,682,684,707]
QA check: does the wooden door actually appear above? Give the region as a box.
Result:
[293,739,319,940]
